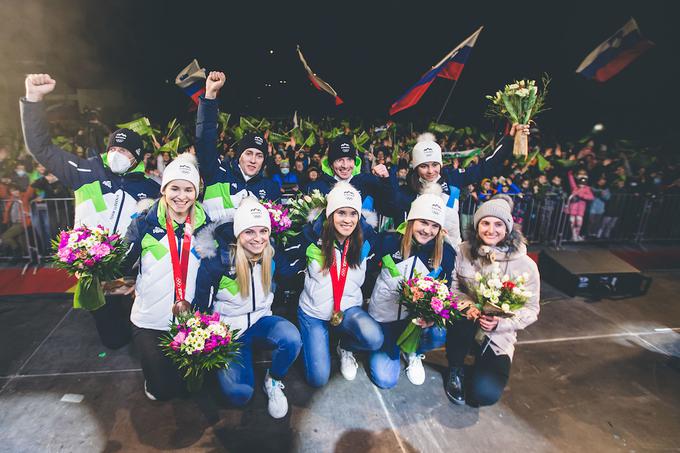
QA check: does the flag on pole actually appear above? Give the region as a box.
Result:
[293,111,299,128]
[297,46,344,105]
[389,27,483,116]
[175,59,207,106]
[576,18,654,82]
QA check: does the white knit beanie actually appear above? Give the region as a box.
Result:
[407,194,446,226]
[161,153,200,192]
[473,194,515,232]
[325,181,362,217]
[411,134,442,168]
[233,196,271,238]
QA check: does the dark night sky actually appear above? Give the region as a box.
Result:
[36,0,680,143]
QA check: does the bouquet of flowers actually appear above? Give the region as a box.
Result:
[485,76,550,157]
[52,225,127,311]
[261,200,293,245]
[280,189,327,244]
[160,311,241,392]
[472,264,533,318]
[396,274,458,354]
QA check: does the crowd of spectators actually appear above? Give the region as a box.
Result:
[2,113,679,259]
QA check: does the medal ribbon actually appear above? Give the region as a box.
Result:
[166,213,192,302]
[330,239,350,316]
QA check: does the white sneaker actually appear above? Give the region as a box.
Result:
[337,343,358,381]
[263,370,288,419]
[403,353,426,385]
[143,380,157,401]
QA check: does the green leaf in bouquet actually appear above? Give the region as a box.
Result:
[501,93,520,124]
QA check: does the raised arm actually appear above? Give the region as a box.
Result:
[21,74,98,189]
[195,71,226,184]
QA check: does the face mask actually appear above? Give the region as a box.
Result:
[280,168,290,175]
[15,170,26,177]
[108,151,132,174]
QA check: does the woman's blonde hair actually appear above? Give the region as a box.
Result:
[231,241,274,299]
[400,220,445,269]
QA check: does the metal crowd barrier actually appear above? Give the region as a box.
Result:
[2,193,680,268]
[0,199,35,266]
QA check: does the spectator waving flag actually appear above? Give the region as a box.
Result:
[576,18,654,82]
[297,46,344,105]
[389,26,483,116]
[175,59,207,107]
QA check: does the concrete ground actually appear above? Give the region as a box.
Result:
[0,271,679,452]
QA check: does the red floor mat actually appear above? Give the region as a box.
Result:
[0,268,77,296]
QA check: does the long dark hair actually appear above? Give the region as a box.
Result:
[320,214,364,272]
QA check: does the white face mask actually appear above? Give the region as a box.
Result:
[108,151,132,174]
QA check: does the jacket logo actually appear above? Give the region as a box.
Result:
[259,189,266,199]
[392,251,402,260]
[153,227,164,234]
[137,193,147,199]
[102,180,112,188]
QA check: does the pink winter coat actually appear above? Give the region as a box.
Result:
[565,171,594,217]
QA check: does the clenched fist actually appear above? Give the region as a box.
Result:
[25,74,56,102]
[205,71,226,100]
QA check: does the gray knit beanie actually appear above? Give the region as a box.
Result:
[473,194,514,232]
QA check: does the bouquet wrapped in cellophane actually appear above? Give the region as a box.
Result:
[472,263,533,318]
[52,225,128,311]
[485,76,549,157]
[396,274,459,354]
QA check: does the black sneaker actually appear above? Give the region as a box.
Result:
[445,367,465,405]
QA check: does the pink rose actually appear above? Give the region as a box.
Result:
[430,297,443,313]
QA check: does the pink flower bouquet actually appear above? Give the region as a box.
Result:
[261,200,293,245]
[396,274,458,354]
[52,225,127,311]
[159,311,241,392]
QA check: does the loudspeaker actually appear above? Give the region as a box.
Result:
[539,249,652,299]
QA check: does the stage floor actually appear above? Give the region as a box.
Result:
[1,272,679,452]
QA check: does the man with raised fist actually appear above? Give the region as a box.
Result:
[21,74,161,349]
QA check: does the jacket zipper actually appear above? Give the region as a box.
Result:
[247,263,256,329]
[112,187,126,234]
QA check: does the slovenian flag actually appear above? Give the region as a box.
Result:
[389,26,483,116]
[576,18,654,82]
[175,59,207,107]
[297,46,344,106]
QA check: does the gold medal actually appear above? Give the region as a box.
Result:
[330,310,344,327]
